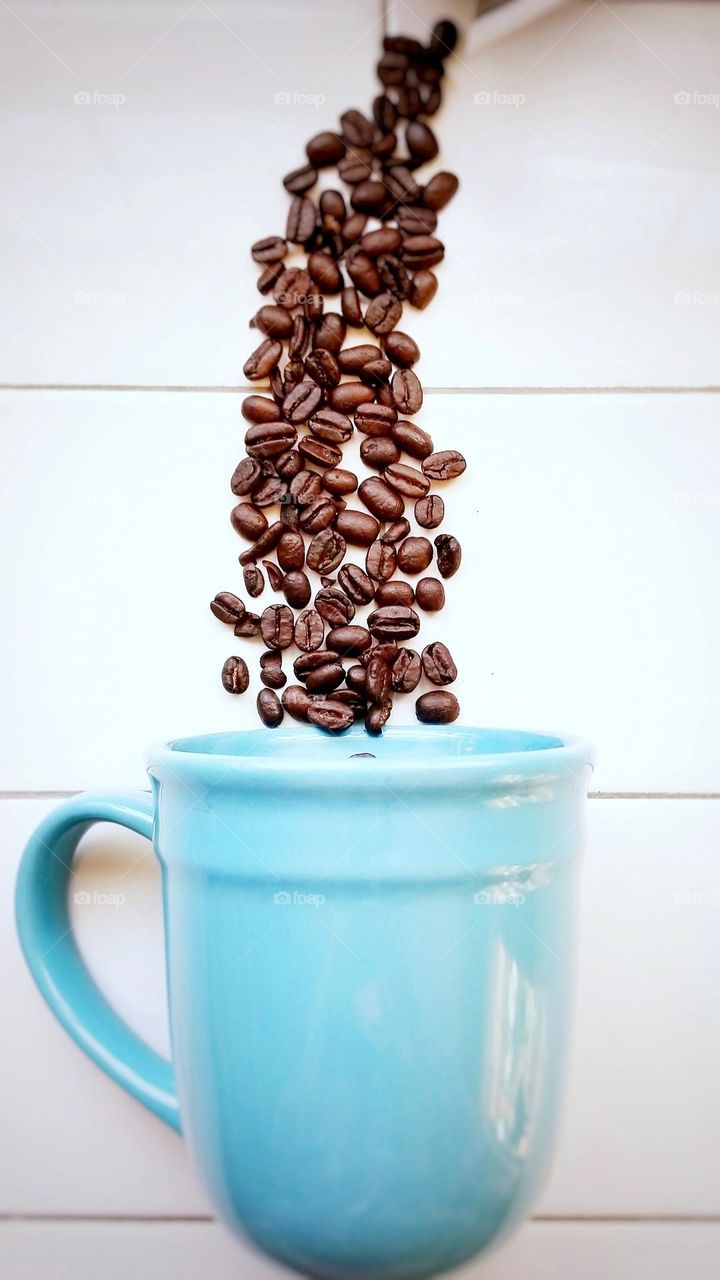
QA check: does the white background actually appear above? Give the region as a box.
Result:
[1,0,719,1275]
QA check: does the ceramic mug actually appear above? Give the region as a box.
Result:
[16,725,593,1279]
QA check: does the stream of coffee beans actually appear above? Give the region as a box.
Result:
[212,18,465,734]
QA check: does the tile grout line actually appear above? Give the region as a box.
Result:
[2,384,720,396]
[1,790,718,801]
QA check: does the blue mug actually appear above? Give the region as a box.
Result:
[16,725,593,1278]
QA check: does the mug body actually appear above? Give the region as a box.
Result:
[149,725,592,1279]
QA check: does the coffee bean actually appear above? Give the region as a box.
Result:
[283,381,323,424]
[392,368,423,414]
[339,153,373,187]
[303,349,340,390]
[251,305,294,339]
[373,93,398,132]
[243,338,283,380]
[243,564,264,598]
[397,83,422,118]
[251,235,287,265]
[380,517,411,544]
[350,180,389,216]
[375,580,415,607]
[361,641,399,668]
[306,131,345,167]
[391,420,434,459]
[383,331,420,367]
[355,403,398,436]
[361,227,402,257]
[234,611,262,637]
[283,164,317,194]
[341,286,364,326]
[378,51,409,85]
[365,701,393,735]
[263,560,284,591]
[367,605,420,641]
[290,470,323,506]
[260,650,286,690]
[305,290,324,322]
[282,683,312,720]
[372,130,397,160]
[294,650,337,679]
[291,608,324,653]
[231,502,268,540]
[338,563,375,604]
[269,367,284,401]
[396,205,438,237]
[431,18,458,56]
[406,120,439,165]
[384,461,430,499]
[335,509,381,546]
[222,655,249,694]
[401,236,445,271]
[415,577,445,611]
[340,108,375,148]
[238,520,283,565]
[281,502,300,530]
[315,585,355,626]
[313,312,346,353]
[276,529,305,572]
[329,381,375,413]
[306,528,346,574]
[257,260,285,295]
[365,292,402,335]
[415,495,444,529]
[231,456,262,496]
[305,661,345,694]
[423,171,458,211]
[358,476,405,520]
[365,654,391,704]
[244,421,297,459]
[323,467,358,496]
[346,664,367,694]
[298,436,343,469]
[320,187,347,227]
[397,536,433,574]
[360,435,400,469]
[275,448,303,481]
[299,497,337,534]
[384,165,422,204]
[308,407,353,443]
[308,250,343,294]
[408,268,438,309]
[377,253,410,300]
[282,570,312,609]
[366,540,397,582]
[261,604,295,650]
[211,592,245,625]
[241,395,281,426]
[391,647,422,692]
[327,625,372,656]
[338,343,383,374]
[434,534,462,579]
[283,359,305,395]
[307,700,354,733]
[423,450,466,481]
[421,84,442,115]
[359,356,393,384]
[287,315,310,360]
[347,250,382,296]
[273,267,311,309]
[416,690,459,724]
[257,688,284,727]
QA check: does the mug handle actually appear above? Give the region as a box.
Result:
[15,791,180,1131]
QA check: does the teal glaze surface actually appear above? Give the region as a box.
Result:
[16,726,593,1279]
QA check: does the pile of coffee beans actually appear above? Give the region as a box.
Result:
[211,18,466,734]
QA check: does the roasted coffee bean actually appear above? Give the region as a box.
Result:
[339,154,373,187]
[307,700,354,733]
[263,560,284,591]
[323,467,358,497]
[361,641,399,668]
[415,495,445,530]
[289,470,323,506]
[365,701,392,735]
[306,528,346,574]
[294,649,337,679]
[210,592,245,625]
[397,84,422,119]
[282,683,312,720]
[261,604,295,651]
[365,655,391,704]
[282,570,312,609]
[346,667,368,700]
[408,269,438,310]
[231,457,262,497]
[241,395,281,426]
[270,367,285,402]
[391,647,422,692]
[340,108,375,148]
[308,407,353,443]
[360,435,400,469]
[329,381,375,414]
[233,610,261,637]
[244,421,297,460]
[306,131,345,167]
[222,655,249,694]
[434,534,462,579]
[283,358,306,395]
[287,315,310,360]
[384,461,430,499]
[238,520,283,566]
[401,236,445,271]
[422,449,466,480]
[391,420,433,459]
[243,564,265,598]
[391,368,423,415]
[313,312,346,354]
[384,165,422,204]
[259,650,286,690]
[283,164,317,194]
[431,18,458,56]
[338,343,382,375]
[375,580,415,607]
[420,84,443,115]
[397,536,433,574]
[277,529,305,572]
[367,604,420,641]
[283,381,323,424]
[378,51,408,85]
[251,304,294,338]
[377,254,410,299]
[231,502,268,540]
[320,576,335,587]
[304,349,341,390]
[327,624,372,657]
[350,180,389,217]
[304,290,324,322]
[347,250,381,296]
[257,688,284,727]
[406,121,439,165]
[416,690,459,724]
[358,476,405,520]
[320,187,347,226]
[275,448,303,481]
[294,608,325,652]
[372,130,397,160]
[373,93,398,132]
[273,266,311,309]
[341,286,364,326]
[355,402,398,435]
[423,170,459,212]
[251,235,286,265]
[415,577,445,612]
[381,516,411,544]
[254,469,288,507]
[305,661,345,694]
[315,585,355,626]
[365,292,402,335]
[341,212,368,245]
[298,436,343,469]
[335,509,381,546]
[300,497,337,534]
[257,260,285,295]
[366,540,397,582]
[243,338,283,381]
[361,227,402,257]
[308,250,343,294]
[383,331,420,367]
[280,501,300,529]
[362,359,394,386]
[396,205,438,236]
[338,563,375,604]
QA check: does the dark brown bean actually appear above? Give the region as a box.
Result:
[338,343,383,374]
[338,563,375,604]
[282,684,312,720]
[346,664,367,694]
[365,655,391,704]
[299,497,337,534]
[308,250,343,294]
[423,171,459,211]
[415,577,445,612]
[360,435,400,469]
[283,164,317,194]
[377,253,410,300]
[323,467,358,497]
[365,701,393,735]
[294,609,325,652]
[375,580,415,607]
[366,540,397,582]
[315,585,355,626]
[422,450,467,481]
[355,402,398,435]
[282,571,311,609]
[238,520,283,566]
[259,650,286,690]
[233,611,262,637]
[276,530,305,572]
[406,120,439,165]
[257,688,284,727]
[251,235,287,265]
[365,292,402,335]
[367,605,420,641]
[289,470,323,506]
[335,509,381,546]
[275,448,303,481]
[416,690,459,724]
[373,93,398,132]
[306,529,346,574]
[329,381,375,414]
[320,187,347,226]
[260,604,295,651]
[400,235,445,271]
[391,647,422,692]
[210,592,245,625]
[341,286,364,326]
[326,625,372,656]
[231,502,268,540]
[283,381,323,424]
[243,564,265,598]
[359,356,393,384]
[274,267,311,309]
[361,641,399,668]
[251,305,294,338]
[242,394,281,426]
[307,700,354,732]
[422,642,457,685]
[361,227,402,257]
[384,461,430,499]
[298,437,343,469]
[305,662,345,694]
[294,650,337,679]
[434,534,462,579]
[231,456,262,496]
[358,477,405,520]
[308,407,353,444]
[430,18,458,56]
[381,517,411,544]
[222,655,249,694]
[391,420,434,460]
[313,312,346,354]
[397,536,433,574]
[408,269,438,309]
[252,469,288,508]
[340,108,375,148]
[383,165,422,203]
[350,180,389,216]
[303,350,340,391]
[257,260,285,295]
[244,421,297,460]
[263,560,284,592]
[306,131,345,167]
[383,331,420,367]
[392,368,423,415]
[243,338,283,381]
[396,206,438,237]
[347,251,382,296]
[415,494,444,528]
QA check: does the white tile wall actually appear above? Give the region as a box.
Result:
[2,0,719,1275]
